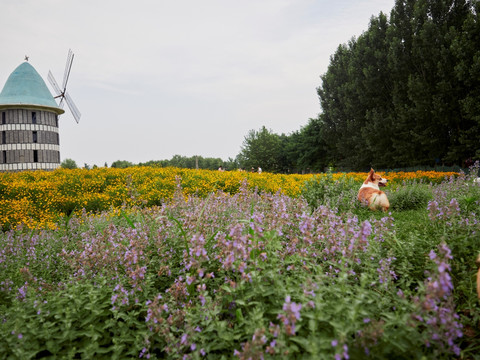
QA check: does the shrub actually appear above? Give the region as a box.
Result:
[301,173,359,213]
[388,183,433,211]
[0,279,149,359]
[427,167,480,218]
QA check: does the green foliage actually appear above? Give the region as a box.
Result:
[301,173,359,212]
[165,155,227,171]
[237,126,283,173]
[0,279,149,359]
[116,155,237,171]
[111,160,134,168]
[458,192,480,216]
[60,158,77,169]
[388,183,433,211]
[311,0,479,170]
[283,118,329,173]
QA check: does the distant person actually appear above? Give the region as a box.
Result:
[218,166,224,171]
[258,167,262,174]
[251,167,255,172]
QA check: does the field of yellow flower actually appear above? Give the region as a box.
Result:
[0,167,457,230]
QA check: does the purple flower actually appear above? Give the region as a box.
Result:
[139,347,148,358]
[414,243,463,356]
[343,344,349,359]
[361,220,372,238]
[278,296,302,336]
[17,283,28,301]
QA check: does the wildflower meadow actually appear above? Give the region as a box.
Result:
[0,166,479,359]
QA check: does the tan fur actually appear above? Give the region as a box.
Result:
[357,168,390,212]
[477,268,480,300]
[476,254,480,300]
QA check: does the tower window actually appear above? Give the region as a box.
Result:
[2,131,5,144]
[33,131,38,143]
[32,112,37,124]
[2,151,6,164]
[2,112,5,124]
[55,115,58,127]
[33,150,38,163]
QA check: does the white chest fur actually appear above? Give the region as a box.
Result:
[360,182,380,190]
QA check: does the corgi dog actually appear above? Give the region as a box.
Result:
[358,169,390,212]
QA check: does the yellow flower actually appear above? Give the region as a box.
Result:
[0,167,458,229]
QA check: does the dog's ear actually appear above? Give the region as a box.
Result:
[366,168,375,182]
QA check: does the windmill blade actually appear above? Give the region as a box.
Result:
[47,71,62,96]
[49,49,81,124]
[64,91,81,123]
[62,49,74,91]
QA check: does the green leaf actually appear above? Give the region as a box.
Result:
[235,308,244,322]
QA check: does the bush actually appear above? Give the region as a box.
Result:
[301,173,359,213]
[0,279,149,359]
[60,158,77,169]
[388,183,433,211]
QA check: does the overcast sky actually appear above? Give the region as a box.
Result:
[0,0,395,167]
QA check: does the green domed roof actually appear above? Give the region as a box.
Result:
[0,62,64,114]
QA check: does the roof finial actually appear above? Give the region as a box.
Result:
[24,55,29,62]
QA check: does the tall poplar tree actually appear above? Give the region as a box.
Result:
[449,0,480,162]
[313,0,478,170]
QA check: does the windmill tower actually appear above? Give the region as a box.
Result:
[0,50,80,172]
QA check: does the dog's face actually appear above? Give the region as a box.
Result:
[365,169,388,187]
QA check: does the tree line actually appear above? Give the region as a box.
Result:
[61,156,237,171]
[239,0,480,172]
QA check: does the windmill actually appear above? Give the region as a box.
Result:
[47,49,81,123]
